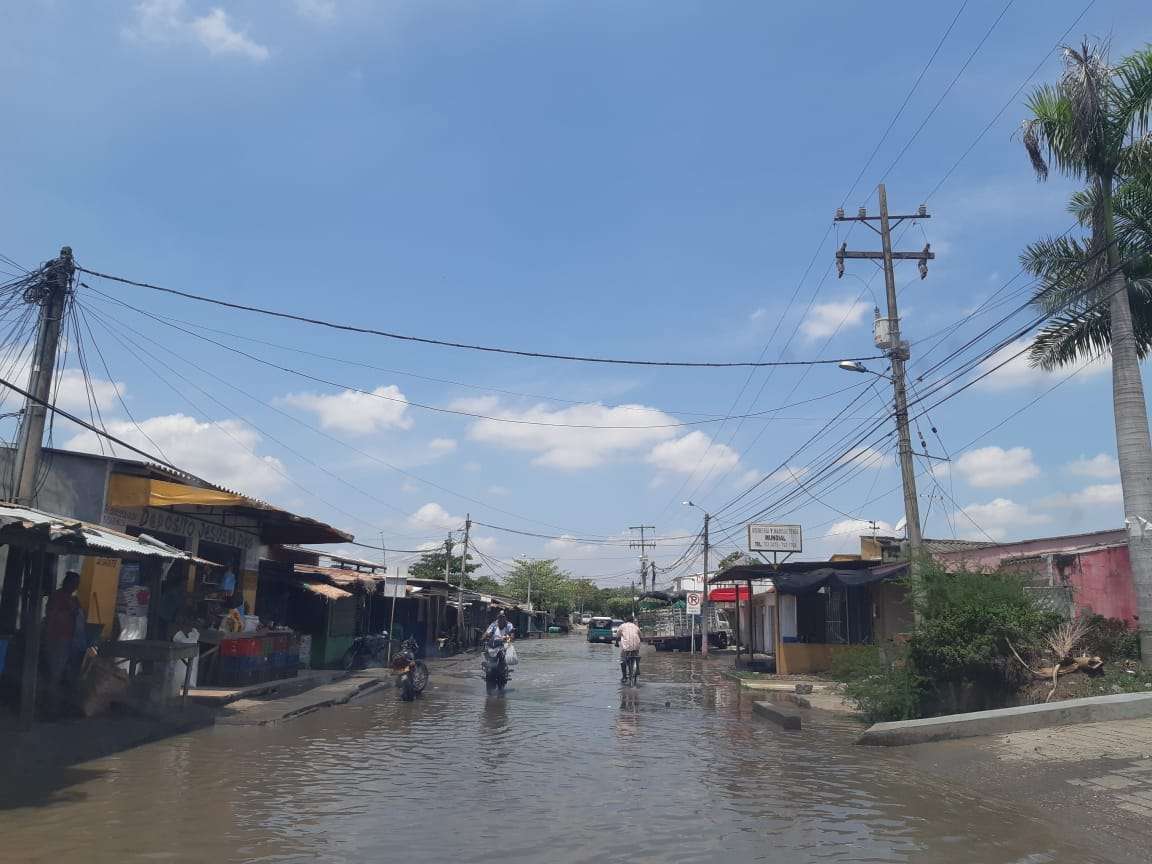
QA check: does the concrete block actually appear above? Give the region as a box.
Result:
[795,683,813,695]
[752,700,802,730]
[858,692,1152,746]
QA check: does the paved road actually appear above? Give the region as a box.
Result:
[0,636,1129,863]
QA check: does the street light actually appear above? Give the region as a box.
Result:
[682,500,711,657]
[838,360,892,379]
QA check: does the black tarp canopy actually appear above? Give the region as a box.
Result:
[708,561,908,595]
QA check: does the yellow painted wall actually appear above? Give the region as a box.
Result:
[776,643,858,675]
[242,569,258,612]
[79,556,120,636]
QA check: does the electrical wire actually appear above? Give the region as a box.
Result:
[76,265,881,369]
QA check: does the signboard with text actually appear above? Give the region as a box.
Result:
[747,523,803,553]
[686,591,702,615]
[382,577,407,600]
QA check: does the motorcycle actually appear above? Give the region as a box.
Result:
[390,637,429,701]
[481,637,512,695]
[342,630,390,672]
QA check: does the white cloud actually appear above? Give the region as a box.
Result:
[487,485,511,496]
[769,465,810,483]
[750,307,768,322]
[407,502,461,532]
[400,480,420,493]
[957,498,1050,541]
[953,446,1040,488]
[646,431,740,477]
[296,0,337,21]
[975,340,1109,392]
[836,446,893,469]
[124,1,270,62]
[827,518,895,539]
[428,437,457,454]
[64,414,287,496]
[281,385,412,436]
[457,397,679,470]
[801,297,866,340]
[1066,453,1119,479]
[1041,483,1123,508]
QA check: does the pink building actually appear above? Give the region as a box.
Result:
[931,528,1137,626]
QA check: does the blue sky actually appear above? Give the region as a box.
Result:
[1,1,1149,584]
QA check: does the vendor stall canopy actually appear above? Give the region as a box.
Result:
[0,502,209,562]
[106,468,352,545]
[711,561,908,594]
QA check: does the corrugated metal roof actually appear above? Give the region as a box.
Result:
[296,564,386,585]
[289,580,352,600]
[0,503,195,561]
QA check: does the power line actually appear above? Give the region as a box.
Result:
[83,285,879,431]
[77,266,881,369]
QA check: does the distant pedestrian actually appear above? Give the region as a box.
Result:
[44,570,82,712]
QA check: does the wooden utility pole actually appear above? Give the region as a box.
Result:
[457,514,471,647]
[836,186,934,613]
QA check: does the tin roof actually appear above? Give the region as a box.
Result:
[0,503,203,561]
[289,580,352,600]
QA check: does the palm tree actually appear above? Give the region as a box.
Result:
[1024,175,1152,368]
[1021,42,1152,658]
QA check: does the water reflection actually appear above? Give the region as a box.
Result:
[0,636,1116,864]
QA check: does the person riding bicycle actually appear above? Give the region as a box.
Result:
[617,615,642,683]
[483,610,515,644]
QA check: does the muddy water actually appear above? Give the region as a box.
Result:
[0,637,1110,863]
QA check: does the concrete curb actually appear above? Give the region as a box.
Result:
[858,692,1152,746]
[752,700,803,730]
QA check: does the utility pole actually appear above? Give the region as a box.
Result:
[7,248,74,729]
[629,525,656,592]
[701,511,710,657]
[836,185,933,615]
[441,531,453,648]
[458,514,471,647]
[12,247,73,505]
[649,562,658,591]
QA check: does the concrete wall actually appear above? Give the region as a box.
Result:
[776,643,857,675]
[1066,545,1137,623]
[935,530,1126,571]
[0,447,109,523]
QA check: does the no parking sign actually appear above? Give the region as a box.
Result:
[686,591,702,615]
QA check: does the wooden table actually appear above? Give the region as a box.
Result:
[98,640,201,704]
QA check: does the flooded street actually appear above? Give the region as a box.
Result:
[0,636,1112,863]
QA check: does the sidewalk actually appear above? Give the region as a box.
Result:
[217,671,388,726]
[901,715,1152,860]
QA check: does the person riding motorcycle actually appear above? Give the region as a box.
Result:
[483,610,515,644]
[617,615,642,684]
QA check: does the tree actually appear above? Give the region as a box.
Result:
[502,559,572,611]
[1021,42,1152,658]
[407,550,480,582]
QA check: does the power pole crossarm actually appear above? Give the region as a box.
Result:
[835,186,928,617]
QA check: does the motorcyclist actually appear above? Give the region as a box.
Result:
[617,615,642,683]
[483,610,515,644]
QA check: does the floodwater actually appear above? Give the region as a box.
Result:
[0,636,1112,863]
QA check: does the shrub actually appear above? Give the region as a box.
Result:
[908,564,1059,713]
[1081,613,1140,661]
[828,645,924,722]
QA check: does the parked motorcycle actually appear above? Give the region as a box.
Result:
[391,637,429,701]
[342,630,390,672]
[481,637,512,695]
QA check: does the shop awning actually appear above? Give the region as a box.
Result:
[709,585,755,602]
[710,561,908,595]
[288,579,352,600]
[107,473,353,545]
[0,503,203,561]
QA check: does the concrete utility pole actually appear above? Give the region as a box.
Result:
[12,247,73,505]
[458,514,471,646]
[629,525,656,592]
[836,186,934,613]
[701,511,710,656]
[9,248,74,729]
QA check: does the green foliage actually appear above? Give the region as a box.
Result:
[828,646,924,723]
[407,551,480,582]
[502,559,574,610]
[1081,613,1141,661]
[907,564,1059,695]
[1084,667,1152,696]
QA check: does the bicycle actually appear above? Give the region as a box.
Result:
[620,649,639,687]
